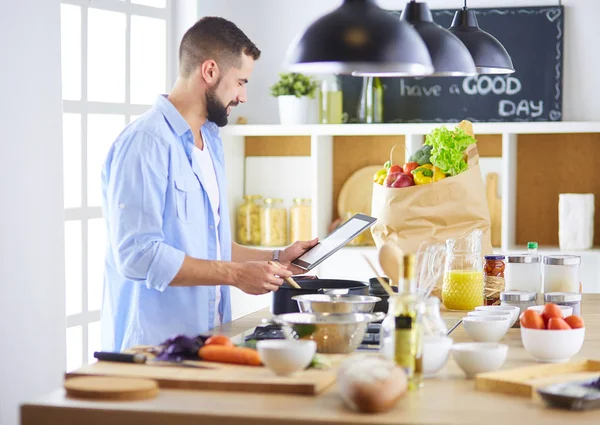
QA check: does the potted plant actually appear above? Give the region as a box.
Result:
[270,73,318,125]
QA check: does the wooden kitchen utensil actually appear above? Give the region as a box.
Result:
[379,243,404,288]
[270,261,301,288]
[486,172,502,247]
[476,359,600,399]
[362,254,395,297]
[64,376,159,401]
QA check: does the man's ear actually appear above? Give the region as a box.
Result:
[200,59,220,85]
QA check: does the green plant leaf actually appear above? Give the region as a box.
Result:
[424,126,476,176]
[269,72,318,98]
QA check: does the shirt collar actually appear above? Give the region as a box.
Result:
[155,94,221,139]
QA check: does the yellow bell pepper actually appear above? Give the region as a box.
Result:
[433,166,447,182]
[411,164,433,185]
[373,168,387,185]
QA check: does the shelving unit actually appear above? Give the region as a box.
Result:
[221,122,600,317]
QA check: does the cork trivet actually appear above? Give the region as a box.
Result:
[64,376,159,401]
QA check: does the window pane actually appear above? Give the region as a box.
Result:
[87,114,126,207]
[60,4,81,100]
[88,321,101,364]
[66,326,83,372]
[132,0,167,8]
[88,9,126,102]
[131,16,166,104]
[88,218,106,312]
[63,113,82,208]
[65,221,82,316]
[129,115,141,124]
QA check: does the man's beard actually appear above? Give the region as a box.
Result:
[206,86,237,128]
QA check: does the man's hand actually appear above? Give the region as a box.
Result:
[279,238,319,275]
[231,261,292,295]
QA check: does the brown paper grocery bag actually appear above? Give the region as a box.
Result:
[370,144,493,256]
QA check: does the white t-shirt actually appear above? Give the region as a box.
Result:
[193,143,222,328]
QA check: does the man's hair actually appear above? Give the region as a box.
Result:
[179,17,261,77]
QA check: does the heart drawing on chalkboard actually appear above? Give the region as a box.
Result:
[546,9,561,23]
[549,110,562,121]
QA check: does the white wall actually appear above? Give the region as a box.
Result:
[196,0,600,124]
[0,1,66,424]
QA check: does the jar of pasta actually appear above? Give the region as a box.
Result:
[236,195,262,245]
[261,198,287,246]
[290,198,312,242]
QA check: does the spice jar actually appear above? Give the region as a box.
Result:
[504,254,542,293]
[544,292,582,316]
[543,255,581,293]
[260,198,287,247]
[290,198,312,242]
[236,195,262,245]
[484,255,505,306]
[500,291,537,327]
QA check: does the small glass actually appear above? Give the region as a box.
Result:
[260,198,287,247]
[421,297,448,337]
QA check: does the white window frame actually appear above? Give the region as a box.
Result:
[61,0,173,368]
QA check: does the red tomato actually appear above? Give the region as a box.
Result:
[542,303,563,326]
[548,317,571,330]
[520,310,545,329]
[564,315,585,329]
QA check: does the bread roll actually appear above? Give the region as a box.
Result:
[336,354,407,413]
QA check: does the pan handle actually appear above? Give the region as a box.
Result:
[319,288,350,295]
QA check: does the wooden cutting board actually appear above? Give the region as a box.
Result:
[64,376,159,401]
[476,359,600,399]
[66,357,342,396]
[486,172,502,247]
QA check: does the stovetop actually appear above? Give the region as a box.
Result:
[244,323,382,350]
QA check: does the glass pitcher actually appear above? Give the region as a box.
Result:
[433,229,485,311]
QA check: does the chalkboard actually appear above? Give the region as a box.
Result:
[340,6,564,123]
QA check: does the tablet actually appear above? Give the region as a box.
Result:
[291,213,377,271]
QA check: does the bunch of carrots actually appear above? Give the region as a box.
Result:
[198,335,262,366]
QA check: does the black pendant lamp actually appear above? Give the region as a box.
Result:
[284,0,433,76]
[448,1,515,74]
[397,1,476,76]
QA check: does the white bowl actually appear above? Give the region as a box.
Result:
[462,316,511,342]
[520,327,585,363]
[451,342,509,378]
[474,305,520,327]
[526,305,573,318]
[423,336,453,378]
[467,310,513,321]
[257,339,316,376]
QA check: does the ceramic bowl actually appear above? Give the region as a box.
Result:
[423,336,453,378]
[467,310,513,321]
[257,339,317,376]
[527,305,573,318]
[520,327,585,363]
[462,316,511,342]
[474,305,520,327]
[451,342,509,378]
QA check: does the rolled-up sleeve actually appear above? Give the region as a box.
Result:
[104,131,184,292]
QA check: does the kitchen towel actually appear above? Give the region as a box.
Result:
[558,193,595,250]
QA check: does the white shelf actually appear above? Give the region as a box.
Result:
[221,121,600,137]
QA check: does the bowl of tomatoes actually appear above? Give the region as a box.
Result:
[520,303,585,363]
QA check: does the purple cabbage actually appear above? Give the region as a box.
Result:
[155,334,210,362]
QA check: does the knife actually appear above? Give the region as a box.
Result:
[93,351,213,369]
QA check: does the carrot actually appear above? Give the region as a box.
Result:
[198,345,262,366]
[204,335,234,347]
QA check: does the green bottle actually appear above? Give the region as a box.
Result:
[373,77,384,123]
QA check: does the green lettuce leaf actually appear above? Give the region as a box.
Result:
[424,126,476,176]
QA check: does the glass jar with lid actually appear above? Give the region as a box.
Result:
[260,198,287,247]
[484,255,505,305]
[236,195,262,245]
[543,255,581,293]
[544,292,582,316]
[500,291,537,328]
[289,198,311,242]
[504,254,542,293]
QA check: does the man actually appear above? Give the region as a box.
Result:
[100,16,318,352]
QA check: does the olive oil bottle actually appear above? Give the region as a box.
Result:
[388,254,424,390]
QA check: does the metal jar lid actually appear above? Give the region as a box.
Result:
[544,292,582,303]
[506,254,540,264]
[543,255,581,266]
[485,255,505,261]
[500,291,537,302]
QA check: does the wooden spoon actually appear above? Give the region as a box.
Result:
[378,243,405,289]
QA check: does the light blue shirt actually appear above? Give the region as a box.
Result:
[100,95,232,352]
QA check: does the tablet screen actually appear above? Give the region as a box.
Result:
[293,214,376,270]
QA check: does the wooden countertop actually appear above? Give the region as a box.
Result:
[21,295,600,425]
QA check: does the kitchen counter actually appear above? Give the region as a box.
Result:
[21,295,600,425]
